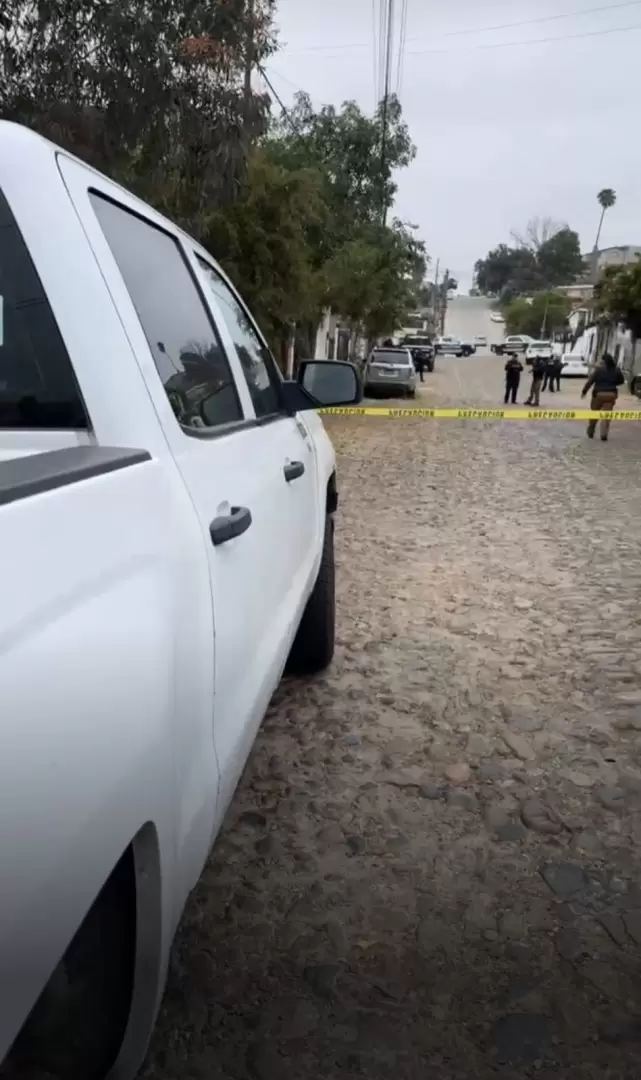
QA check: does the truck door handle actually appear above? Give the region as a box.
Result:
[284,460,305,482]
[209,506,252,546]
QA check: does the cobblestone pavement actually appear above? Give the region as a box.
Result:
[144,356,641,1080]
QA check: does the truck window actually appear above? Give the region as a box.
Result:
[196,258,282,419]
[90,194,243,432]
[0,190,88,429]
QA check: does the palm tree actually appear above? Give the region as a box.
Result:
[591,188,616,285]
[594,188,617,252]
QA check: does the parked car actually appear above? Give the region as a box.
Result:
[560,354,589,378]
[364,347,417,397]
[0,120,362,1080]
[401,335,435,372]
[490,311,505,323]
[474,335,488,349]
[435,336,474,357]
[524,340,555,366]
[492,335,532,356]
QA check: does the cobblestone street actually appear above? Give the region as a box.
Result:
[145,355,641,1080]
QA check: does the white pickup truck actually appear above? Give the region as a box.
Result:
[0,121,360,1079]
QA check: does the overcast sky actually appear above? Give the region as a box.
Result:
[265,0,641,290]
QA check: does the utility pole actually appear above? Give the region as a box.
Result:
[379,0,394,226]
[440,267,450,334]
[432,258,440,333]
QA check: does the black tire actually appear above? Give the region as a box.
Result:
[407,388,416,398]
[7,851,135,1080]
[287,516,335,674]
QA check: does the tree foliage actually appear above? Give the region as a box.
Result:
[322,220,426,340]
[595,259,641,340]
[0,3,425,353]
[597,188,616,212]
[475,224,583,300]
[204,147,327,345]
[474,244,539,298]
[0,0,276,222]
[266,93,415,238]
[502,292,570,337]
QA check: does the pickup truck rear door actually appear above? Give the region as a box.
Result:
[58,162,319,823]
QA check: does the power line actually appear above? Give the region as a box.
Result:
[406,20,641,56]
[395,0,409,97]
[282,0,641,54]
[258,66,301,132]
[372,0,380,105]
[265,65,305,93]
[379,0,394,226]
[378,0,387,102]
[444,0,641,37]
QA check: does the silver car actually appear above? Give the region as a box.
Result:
[364,348,417,397]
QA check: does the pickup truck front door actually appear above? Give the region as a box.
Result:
[191,255,320,814]
[64,170,318,858]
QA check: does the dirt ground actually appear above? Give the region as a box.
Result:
[143,356,641,1080]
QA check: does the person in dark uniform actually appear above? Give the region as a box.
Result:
[552,353,563,391]
[524,354,545,406]
[541,353,557,393]
[582,352,624,441]
[503,352,523,404]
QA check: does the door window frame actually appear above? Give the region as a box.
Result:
[88,188,260,441]
[190,250,288,427]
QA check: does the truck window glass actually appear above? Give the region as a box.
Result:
[196,258,282,419]
[0,190,88,429]
[90,194,243,432]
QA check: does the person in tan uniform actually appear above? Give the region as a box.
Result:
[581,353,624,441]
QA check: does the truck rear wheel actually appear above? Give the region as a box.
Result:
[6,849,136,1080]
[287,515,335,674]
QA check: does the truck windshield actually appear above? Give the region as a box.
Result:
[0,189,87,429]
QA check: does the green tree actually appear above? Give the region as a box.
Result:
[0,0,277,223]
[503,292,570,337]
[475,226,582,299]
[595,259,641,341]
[537,227,584,287]
[266,93,415,246]
[474,244,539,297]
[261,94,423,347]
[204,147,327,348]
[323,220,426,348]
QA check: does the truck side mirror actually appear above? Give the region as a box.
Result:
[298,360,361,406]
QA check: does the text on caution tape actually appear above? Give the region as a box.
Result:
[318,407,641,421]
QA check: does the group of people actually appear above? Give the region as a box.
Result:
[503,352,563,406]
[503,350,625,441]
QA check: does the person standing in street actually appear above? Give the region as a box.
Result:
[582,352,624,441]
[503,352,523,404]
[551,353,563,392]
[525,354,545,407]
[542,353,557,393]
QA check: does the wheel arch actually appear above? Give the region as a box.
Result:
[108,821,164,1080]
[326,470,338,516]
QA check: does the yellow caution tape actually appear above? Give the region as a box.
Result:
[319,407,641,421]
